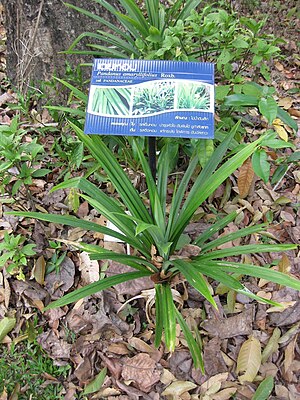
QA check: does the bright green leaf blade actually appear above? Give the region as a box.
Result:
[211,261,300,292]
[196,244,297,261]
[83,367,107,395]
[258,97,277,124]
[252,149,270,183]
[161,284,177,352]
[53,77,88,102]
[173,259,217,308]
[192,263,281,306]
[154,284,164,348]
[175,308,204,371]
[69,122,152,225]
[5,211,144,252]
[201,223,268,252]
[194,211,238,247]
[45,271,151,310]
[0,317,16,342]
[252,376,274,400]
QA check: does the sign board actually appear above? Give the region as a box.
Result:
[85,59,214,139]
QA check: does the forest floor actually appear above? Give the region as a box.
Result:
[0,1,300,400]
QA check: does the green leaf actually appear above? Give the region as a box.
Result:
[6,211,147,255]
[252,149,270,183]
[224,94,258,107]
[53,77,88,102]
[277,107,298,132]
[0,317,16,342]
[32,168,52,178]
[194,211,238,247]
[173,259,217,308]
[258,97,277,123]
[210,261,300,292]
[196,244,297,261]
[83,367,107,395]
[252,376,274,400]
[160,284,177,352]
[154,284,164,348]
[201,224,268,252]
[175,308,204,371]
[45,270,151,309]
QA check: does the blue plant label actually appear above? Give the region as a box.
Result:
[85,59,214,139]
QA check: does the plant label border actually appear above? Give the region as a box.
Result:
[85,59,214,139]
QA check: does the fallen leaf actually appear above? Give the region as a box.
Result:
[273,120,288,142]
[161,380,197,398]
[211,387,238,400]
[121,353,161,392]
[201,373,228,394]
[261,327,281,363]
[83,367,107,395]
[278,97,293,109]
[236,336,261,383]
[201,306,254,339]
[238,158,255,198]
[31,255,46,285]
[0,316,16,342]
[79,252,99,285]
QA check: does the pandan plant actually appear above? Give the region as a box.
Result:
[9,123,299,369]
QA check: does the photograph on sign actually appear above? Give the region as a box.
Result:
[85,59,214,139]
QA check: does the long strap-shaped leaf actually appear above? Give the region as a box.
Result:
[194,244,297,261]
[145,0,160,28]
[54,77,88,102]
[195,261,300,292]
[118,0,150,36]
[67,31,138,56]
[64,2,135,44]
[166,155,198,241]
[70,123,152,225]
[51,177,151,255]
[175,308,204,371]
[159,284,177,352]
[7,211,147,254]
[172,259,217,308]
[45,270,151,309]
[192,262,281,306]
[133,139,166,235]
[194,211,238,247]
[172,123,264,243]
[200,223,268,252]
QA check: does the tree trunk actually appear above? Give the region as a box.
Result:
[2,0,117,92]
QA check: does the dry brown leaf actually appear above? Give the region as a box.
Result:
[278,97,293,109]
[201,373,228,394]
[79,252,99,285]
[211,387,238,400]
[261,327,281,363]
[161,380,197,398]
[31,255,46,285]
[238,158,255,198]
[160,368,176,385]
[0,388,7,400]
[275,384,290,399]
[201,306,254,339]
[236,336,261,383]
[107,342,130,355]
[121,353,161,392]
[278,254,291,274]
[128,337,161,361]
[283,335,297,381]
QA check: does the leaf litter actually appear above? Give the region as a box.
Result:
[0,5,300,400]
